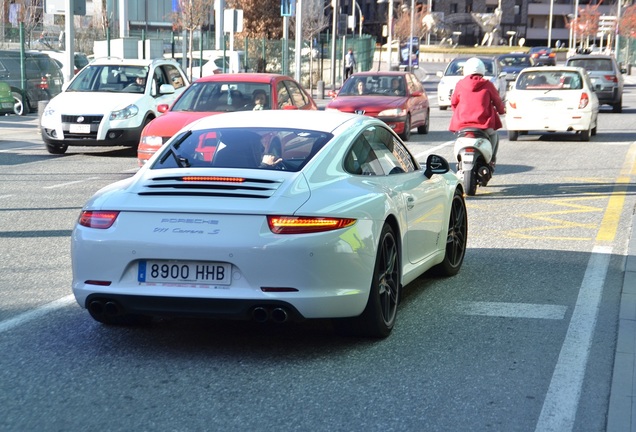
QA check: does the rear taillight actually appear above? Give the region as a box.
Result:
[267,216,356,234]
[579,92,590,109]
[38,76,49,90]
[508,100,517,109]
[78,211,119,229]
[604,75,618,83]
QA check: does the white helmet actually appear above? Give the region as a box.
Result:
[463,57,486,76]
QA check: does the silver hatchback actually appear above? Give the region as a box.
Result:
[565,54,625,113]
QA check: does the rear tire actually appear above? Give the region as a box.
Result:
[508,130,518,141]
[463,168,477,196]
[612,99,622,113]
[580,127,591,141]
[335,224,400,338]
[431,189,467,276]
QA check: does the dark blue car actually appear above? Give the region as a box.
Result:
[496,53,534,89]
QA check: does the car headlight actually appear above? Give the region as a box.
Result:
[378,108,406,117]
[141,135,164,146]
[109,104,139,121]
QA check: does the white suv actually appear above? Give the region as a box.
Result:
[41,57,189,154]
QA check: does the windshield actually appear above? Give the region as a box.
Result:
[152,127,332,172]
[339,75,407,96]
[171,81,272,112]
[66,64,149,93]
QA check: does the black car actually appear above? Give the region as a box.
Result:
[528,46,556,66]
[497,53,534,88]
[0,50,64,115]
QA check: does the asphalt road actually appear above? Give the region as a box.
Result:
[1,71,635,431]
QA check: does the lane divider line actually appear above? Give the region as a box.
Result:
[0,295,76,334]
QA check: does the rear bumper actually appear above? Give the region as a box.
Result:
[505,111,594,132]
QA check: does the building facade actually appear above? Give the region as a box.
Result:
[0,0,631,48]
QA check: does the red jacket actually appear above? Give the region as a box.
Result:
[449,75,505,132]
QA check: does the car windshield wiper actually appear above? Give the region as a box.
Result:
[158,131,192,168]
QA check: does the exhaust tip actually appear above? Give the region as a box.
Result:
[104,301,121,316]
[88,300,104,315]
[271,307,288,324]
[252,307,269,323]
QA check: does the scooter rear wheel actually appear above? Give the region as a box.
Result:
[463,169,477,196]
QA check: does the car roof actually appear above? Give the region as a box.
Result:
[518,66,584,74]
[194,73,292,83]
[567,54,616,61]
[351,71,412,77]
[498,53,530,57]
[186,110,369,134]
[88,57,175,67]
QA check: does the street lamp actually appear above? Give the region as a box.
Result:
[377,0,394,70]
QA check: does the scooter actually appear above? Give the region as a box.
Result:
[453,128,494,196]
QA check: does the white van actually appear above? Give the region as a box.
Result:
[164,50,246,79]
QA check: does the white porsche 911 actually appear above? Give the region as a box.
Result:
[71,110,467,338]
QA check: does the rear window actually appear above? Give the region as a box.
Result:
[152,127,332,172]
[445,59,494,76]
[516,71,583,90]
[567,58,613,72]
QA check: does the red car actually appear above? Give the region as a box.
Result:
[325,71,429,141]
[137,73,318,166]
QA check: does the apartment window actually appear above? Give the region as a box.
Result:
[451,3,458,13]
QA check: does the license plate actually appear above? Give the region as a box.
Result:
[69,124,91,134]
[1,102,13,108]
[462,153,474,162]
[138,260,232,285]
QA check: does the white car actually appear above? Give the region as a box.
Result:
[505,66,600,141]
[436,57,507,110]
[40,57,190,154]
[71,110,467,338]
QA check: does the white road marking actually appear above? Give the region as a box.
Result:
[43,177,100,189]
[414,141,454,160]
[0,295,76,334]
[0,194,13,199]
[535,245,612,432]
[456,301,567,320]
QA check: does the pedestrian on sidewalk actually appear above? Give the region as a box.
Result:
[345,48,357,81]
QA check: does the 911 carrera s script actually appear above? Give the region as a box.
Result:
[138,260,231,285]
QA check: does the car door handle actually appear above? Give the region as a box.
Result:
[406,196,415,210]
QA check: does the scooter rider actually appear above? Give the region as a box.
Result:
[449,57,506,168]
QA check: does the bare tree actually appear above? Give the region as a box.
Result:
[172,0,214,81]
[567,2,602,49]
[13,0,44,48]
[228,0,284,39]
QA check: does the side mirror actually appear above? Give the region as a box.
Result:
[157,104,170,114]
[424,154,450,179]
[159,84,175,95]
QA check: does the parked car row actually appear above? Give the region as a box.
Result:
[0,49,64,115]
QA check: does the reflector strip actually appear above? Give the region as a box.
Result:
[182,176,245,183]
